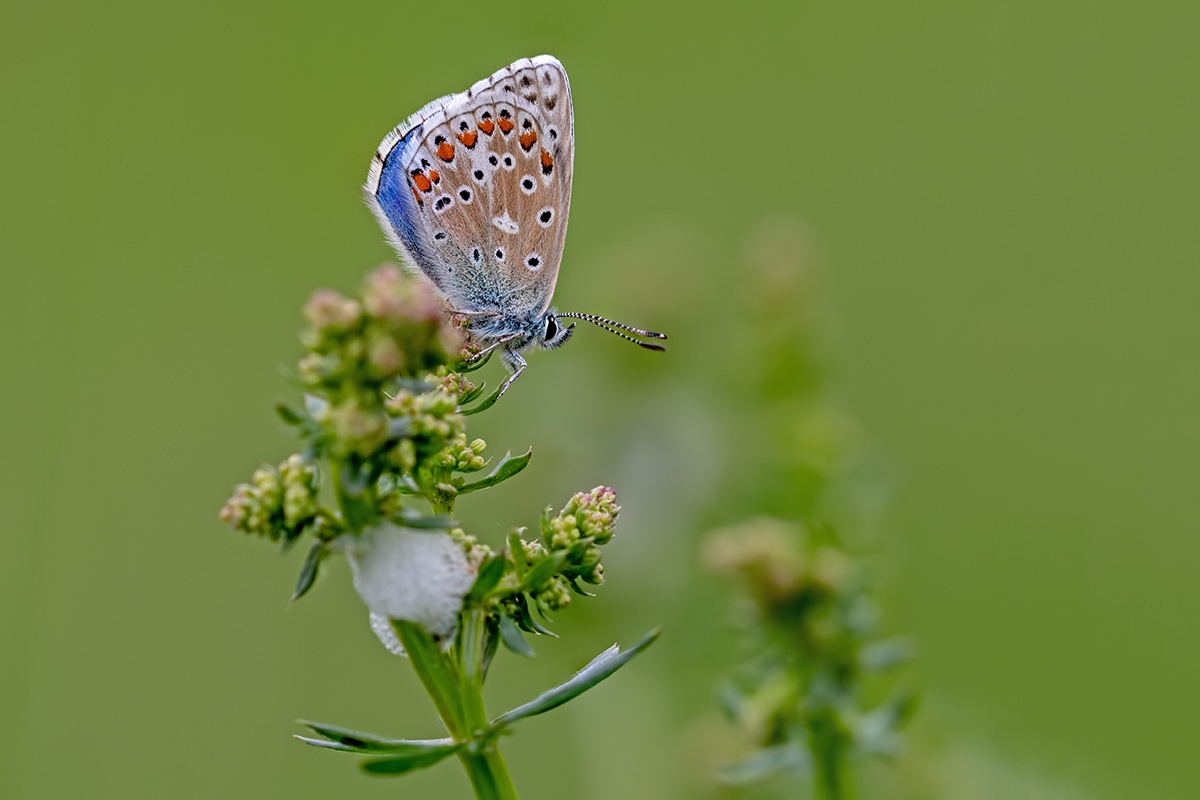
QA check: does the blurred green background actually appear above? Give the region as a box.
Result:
[3,1,1198,798]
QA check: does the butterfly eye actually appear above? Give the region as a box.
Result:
[544,316,557,340]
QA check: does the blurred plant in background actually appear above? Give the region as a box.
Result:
[704,220,915,799]
[219,265,657,800]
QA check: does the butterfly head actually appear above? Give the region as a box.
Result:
[536,311,576,351]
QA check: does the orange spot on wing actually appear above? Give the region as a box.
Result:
[540,149,554,175]
[518,130,538,151]
[412,172,432,192]
[497,117,514,134]
[436,141,455,161]
[477,119,495,135]
[428,169,440,184]
[411,186,423,205]
[457,130,477,147]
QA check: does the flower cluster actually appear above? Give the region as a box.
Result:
[219,264,622,639]
[520,486,620,614]
[220,262,658,795]
[704,515,912,788]
[299,264,461,396]
[219,454,319,544]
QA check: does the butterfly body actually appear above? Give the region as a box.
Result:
[365,55,663,396]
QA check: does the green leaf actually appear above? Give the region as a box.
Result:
[716,743,810,785]
[460,381,503,416]
[859,638,913,672]
[858,687,919,755]
[457,381,487,406]
[455,349,494,373]
[390,620,465,733]
[296,721,458,756]
[467,554,507,605]
[565,577,595,597]
[275,402,307,426]
[519,551,567,593]
[291,542,327,602]
[340,462,371,497]
[491,627,661,728]
[481,615,500,676]
[509,593,555,636]
[458,449,532,493]
[715,679,746,723]
[507,530,528,577]
[498,613,537,658]
[360,745,462,775]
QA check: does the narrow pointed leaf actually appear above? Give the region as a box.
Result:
[361,744,462,775]
[716,743,810,785]
[519,551,567,593]
[456,349,494,373]
[498,613,537,658]
[390,620,465,733]
[481,616,500,676]
[566,576,595,597]
[291,542,327,602]
[297,721,456,754]
[460,382,503,416]
[859,686,919,749]
[467,554,507,604]
[457,381,487,405]
[507,530,528,578]
[492,628,661,727]
[859,638,914,672]
[509,593,555,637]
[294,735,361,753]
[458,449,532,492]
[275,402,307,426]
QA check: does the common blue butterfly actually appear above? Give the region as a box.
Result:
[365,55,666,398]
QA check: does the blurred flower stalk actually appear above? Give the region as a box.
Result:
[705,221,915,800]
[219,265,657,800]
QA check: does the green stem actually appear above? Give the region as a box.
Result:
[809,712,853,800]
[456,608,518,800]
[394,615,518,800]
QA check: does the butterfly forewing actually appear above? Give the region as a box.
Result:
[366,56,574,319]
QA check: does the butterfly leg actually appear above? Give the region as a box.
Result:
[496,348,528,399]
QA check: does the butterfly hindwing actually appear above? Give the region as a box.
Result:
[366,56,574,318]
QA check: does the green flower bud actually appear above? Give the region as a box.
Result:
[533,576,572,613]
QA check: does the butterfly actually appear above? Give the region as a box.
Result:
[364,55,666,399]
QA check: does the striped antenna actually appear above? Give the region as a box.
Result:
[557,312,668,351]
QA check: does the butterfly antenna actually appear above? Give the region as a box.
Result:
[558,312,668,351]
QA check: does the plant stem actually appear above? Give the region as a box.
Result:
[457,608,519,800]
[810,712,853,800]
[393,614,518,800]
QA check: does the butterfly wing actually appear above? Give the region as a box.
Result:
[365,56,575,320]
